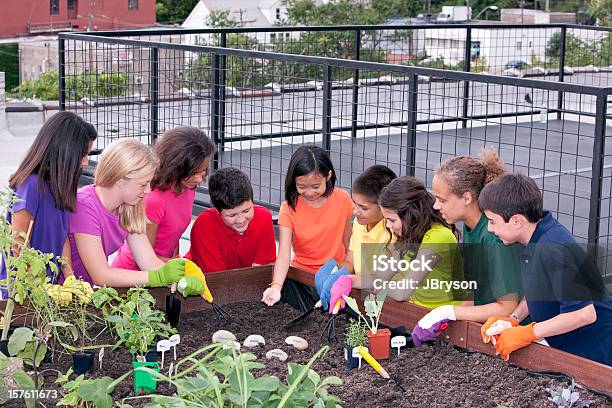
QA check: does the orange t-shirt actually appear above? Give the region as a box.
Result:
[278,188,353,273]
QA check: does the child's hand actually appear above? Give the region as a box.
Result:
[262,285,281,306]
[328,275,352,313]
[494,323,537,360]
[481,316,519,344]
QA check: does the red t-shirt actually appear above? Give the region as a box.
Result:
[186,205,276,273]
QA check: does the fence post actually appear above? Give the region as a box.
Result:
[211,53,221,170]
[219,32,227,144]
[461,26,472,128]
[150,47,159,143]
[588,93,607,245]
[59,37,66,111]
[556,26,567,120]
[322,65,333,152]
[405,73,418,177]
[351,29,361,138]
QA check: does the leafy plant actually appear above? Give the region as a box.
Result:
[546,380,594,408]
[129,344,342,408]
[55,367,131,408]
[0,352,38,408]
[345,318,367,348]
[343,291,387,334]
[94,287,175,359]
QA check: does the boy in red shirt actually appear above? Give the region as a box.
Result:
[186,167,276,272]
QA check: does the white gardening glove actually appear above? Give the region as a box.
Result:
[416,305,457,329]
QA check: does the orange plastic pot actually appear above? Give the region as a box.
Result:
[367,328,391,359]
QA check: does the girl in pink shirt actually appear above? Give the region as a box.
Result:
[112,127,215,270]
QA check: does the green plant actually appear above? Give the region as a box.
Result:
[0,352,38,408]
[133,344,342,408]
[345,318,367,348]
[546,380,594,408]
[94,287,175,359]
[343,291,387,334]
[55,367,131,408]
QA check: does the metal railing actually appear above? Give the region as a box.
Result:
[58,24,612,280]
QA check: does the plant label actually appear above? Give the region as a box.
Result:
[391,336,406,356]
[157,339,171,369]
[352,346,367,369]
[344,348,347,361]
[169,334,181,360]
[98,347,105,370]
[168,362,174,377]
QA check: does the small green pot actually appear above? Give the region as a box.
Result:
[132,361,160,393]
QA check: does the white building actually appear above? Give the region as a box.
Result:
[422,10,603,70]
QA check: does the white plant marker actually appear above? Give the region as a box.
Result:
[98,347,105,370]
[157,339,171,369]
[169,334,181,360]
[352,346,367,369]
[168,362,174,377]
[391,336,406,356]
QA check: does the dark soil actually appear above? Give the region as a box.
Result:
[5,301,612,407]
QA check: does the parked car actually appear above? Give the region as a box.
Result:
[505,60,528,70]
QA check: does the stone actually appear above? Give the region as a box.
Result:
[222,341,241,351]
[285,336,309,351]
[212,330,236,344]
[265,348,288,362]
[243,334,265,348]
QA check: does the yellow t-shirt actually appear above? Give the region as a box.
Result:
[349,218,395,275]
[391,224,465,309]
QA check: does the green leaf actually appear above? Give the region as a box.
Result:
[319,376,342,388]
[11,370,36,408]
[251,376,281,392]
[307,369,320,386]
[78,377,114,408]
[342,296,360,316]
[7,327,33,355]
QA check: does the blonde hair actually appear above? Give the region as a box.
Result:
[95,139,159,234]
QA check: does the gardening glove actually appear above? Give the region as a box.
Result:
[176,260,213,301]
[481,316,519,344]
[412,319,450,347]
[147,258,186,288]
[314,259,338,297]
[320,267,349,311]
[62,275,94,304]
[411,305,456,347]
[328,275,352,313]
[494,323,537,361]
[44,283,72,306]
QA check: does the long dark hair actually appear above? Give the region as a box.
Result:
[151,127,215,193]
[379,177,457,256]
[9,111,97,211]
[284,145,336,210]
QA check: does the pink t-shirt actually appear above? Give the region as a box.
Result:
[112,188,195,270]
[69,184,129,284]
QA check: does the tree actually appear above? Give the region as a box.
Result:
[586,0,612,26]
[156,0,199,24]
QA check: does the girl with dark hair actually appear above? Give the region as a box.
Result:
[1,111,97,294]
[412,149,523,347]
[377,177,464,311]
[112,127,214,270]
[262,145,353,306]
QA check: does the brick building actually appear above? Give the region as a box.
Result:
[0,0,156,38]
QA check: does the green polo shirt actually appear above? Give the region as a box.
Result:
[462,214,523,305]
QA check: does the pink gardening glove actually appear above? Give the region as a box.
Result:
[328,275,352,314]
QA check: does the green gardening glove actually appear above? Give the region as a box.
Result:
[177,276,205,297]
[147,258,185,287]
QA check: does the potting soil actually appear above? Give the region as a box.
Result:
[5,301,612,407]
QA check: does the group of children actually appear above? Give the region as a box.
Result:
[2,112,610,367]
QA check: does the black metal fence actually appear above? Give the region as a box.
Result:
[58,24,612,281]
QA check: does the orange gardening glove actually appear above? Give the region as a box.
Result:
[481,316,519,343]
[494,323,538,361]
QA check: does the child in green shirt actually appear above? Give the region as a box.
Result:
[411,149,523,346]
[376,176,465,309]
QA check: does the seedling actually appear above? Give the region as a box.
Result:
[343,291,387,334]
[546,380,593,408]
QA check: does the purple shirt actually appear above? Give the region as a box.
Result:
[1,174,69,297]
[69,184,128,284]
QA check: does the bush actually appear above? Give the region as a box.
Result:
[11,71,128,101]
